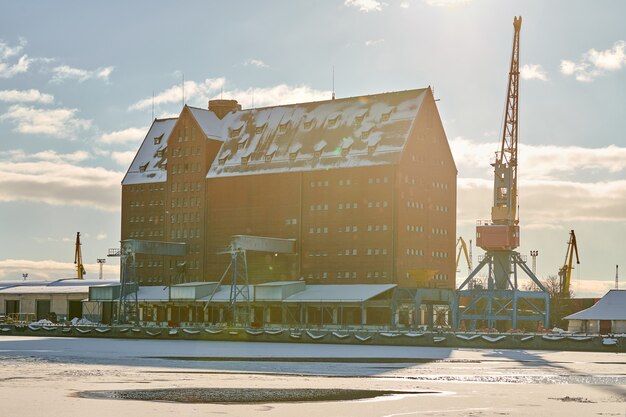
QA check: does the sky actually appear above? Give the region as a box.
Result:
[0,0,624,297]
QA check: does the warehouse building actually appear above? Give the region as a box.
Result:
[0,279,110,323]
[121,87,456,290]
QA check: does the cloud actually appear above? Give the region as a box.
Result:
[560,40,626,82]
[50,65,114,83]
[400,1,410,7]
[0,258,118,280]
[243,59,269,68]
[450,137,626,181]
[131,78,331,111]
[0,38,26,60]
[424,0,471,7]
[451,137,626,228]
[0,105,92,138]
[129,77,226,111]
[99,126,148,145]
[96,233,108,241]
[0,89,54,104]
[219,84,332,108]
[0,54,30,78]
[0,156,122,211]
[520,64,548,81]
[110,150,137,166]
[344,0,384,12]
[365,39,385,47]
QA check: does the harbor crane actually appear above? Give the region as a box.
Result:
[456,16,550,330]
[74,232,86,280]
[558,230,579,296]
[455,237,472,273]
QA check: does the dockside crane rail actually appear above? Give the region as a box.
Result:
[558,230,580,296]
[74,232,86,280]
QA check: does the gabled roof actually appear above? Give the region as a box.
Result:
[122,118,177,185]
[206,89,428,178]
[565,290,626,320]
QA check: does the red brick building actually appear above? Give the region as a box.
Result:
[121,88,456,289]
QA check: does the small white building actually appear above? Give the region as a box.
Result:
[0,279,115,323]
[565,290,626,334]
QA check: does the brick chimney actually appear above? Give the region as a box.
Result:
[208,99,241,119]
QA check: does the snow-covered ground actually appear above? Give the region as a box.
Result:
[0,336,624,416]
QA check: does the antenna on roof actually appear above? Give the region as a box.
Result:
[616,265,619,290]
[182,73,185,107]
[332,66,336,100]
[252,91,255,109]
[151,91,154,120]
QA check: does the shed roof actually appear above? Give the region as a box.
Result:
[565,290,626,320]
[283,284,396,303]
[122,118,177,185]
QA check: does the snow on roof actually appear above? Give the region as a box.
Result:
[0,279,117,293]
[136,285,169,302]
[283,284,396,303]
[198,285,254,302]
[565,290,626,321]
[256,281,302,287]
[207,89,427,178]
[187,106,223,139]
[0,285,91,295]
[122,118,177,185]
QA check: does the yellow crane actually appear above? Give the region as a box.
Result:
[456,237,472,273]
[558,230,579,296]
[74,232,86,280]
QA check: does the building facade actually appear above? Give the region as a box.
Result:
[121,88,456,289]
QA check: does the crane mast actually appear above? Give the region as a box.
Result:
[455,16,550,331]
[477,16,521,252]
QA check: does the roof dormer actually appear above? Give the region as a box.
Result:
[265,143,279,162]
[288,143,302,162]
[326,112,341,128]
[154,133,164,145]
[340,137,354,157]
[313,140,327,158]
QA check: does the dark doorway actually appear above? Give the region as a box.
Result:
[5,300,19,317]
[101,302,113,325]
[36,300,51,321]
[600,320,612,334]
[68,300,82,320]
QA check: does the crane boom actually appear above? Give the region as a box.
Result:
[559,230,579,296]
[455,237,471,273]
[477,16,522,252]
[493,16,521,226]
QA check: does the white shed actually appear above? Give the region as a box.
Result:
[565,290,626,334]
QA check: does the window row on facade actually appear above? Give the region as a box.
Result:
[129,230,164,238]
[171,212,200,223]
[171,182,202,193]
[169,229,201,239]
[172,146,201,158]
[171,197,202,208]
[128,184,164,192]
[171,162,203,174]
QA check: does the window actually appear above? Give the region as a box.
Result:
[154,133,164,145]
